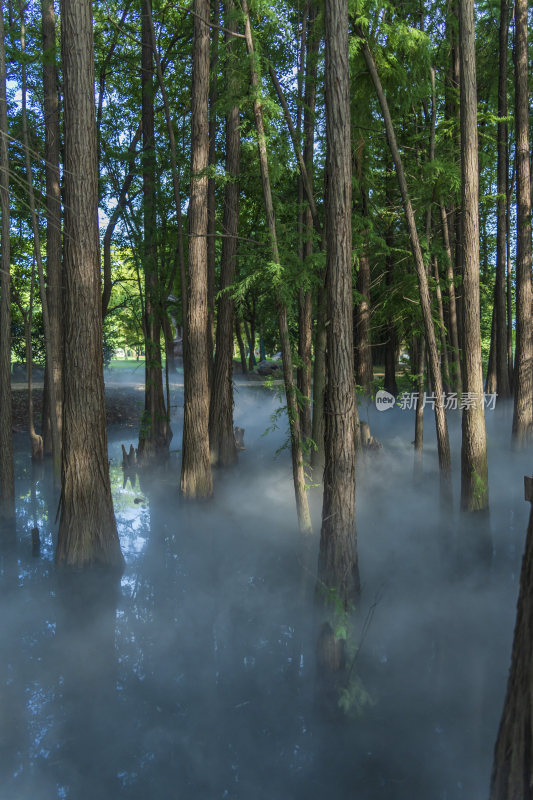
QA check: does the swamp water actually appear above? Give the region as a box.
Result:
[0,384,530,799]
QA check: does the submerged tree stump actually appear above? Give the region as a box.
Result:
[490,476,533,799]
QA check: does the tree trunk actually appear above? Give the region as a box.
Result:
[138,0,171,463]
[353,181,373,394]
[433,257,450,393]
[56,0,123,568]
[490,497,533,799]
[511,0,532,445]
[41,0,63,462]
[361,35,452,504]
[242,0,312,534]
[180,0,213,499]
[494,0,511,399]
[235,315,247,374]
[207,0,220,388]
[459,0,489,512]
[21,5,61,476]
[297,2,318,443]
[209,0,240,468]
[384,220,398,396]
[0,6,14,523]
[440,202,462,392]
[318,0,359,608]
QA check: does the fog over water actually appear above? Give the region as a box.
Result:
[0,381,530,799]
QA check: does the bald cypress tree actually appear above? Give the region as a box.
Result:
[56,0,123,568]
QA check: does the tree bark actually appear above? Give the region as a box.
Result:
[318,0,359,608]
[56,0,123,568]
[41,0,63,462]
[0,6,14,523]
[138,0,171,463]
[209,0,240,468]
[207,0,220,388]
[493,0,511,399]
[459,0,489,512]
[180,0,213,498]
[440,202,462,392]
[511,0,532,445]
[242,0,312,534]
[21,5,61,476]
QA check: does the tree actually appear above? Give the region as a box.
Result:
[138,0,172,463]
[41,0,63,463]
[56,0,123,568]
[458,0,488,513]
[359,28,452,506]
[0,5,14,524]
[180,0,214,499]
[209,0,240,468]
[242,0,312,534]
[317,0,359,607]
[511,0,532,446]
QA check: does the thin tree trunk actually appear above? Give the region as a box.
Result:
[235,315,247,374]
[361,35,452,504]
[440,202,462,391]
[414,335,425,475]
[20,5,61,477]
[511,0,532,445]
[494,0,511,400]
[0,5,14,523]
[180,0,213,498]
[138,0,171,463]
[297,2,317,443]
[317,0,359,608]
[242,0,312,534]
[41,0,63,461]
[434,257,450,392]
[209,0,240,468]
[207,0,220,388]
[56,0,123,568]
[459,0,489,512]
[146,4,187,355]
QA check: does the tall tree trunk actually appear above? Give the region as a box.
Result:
[506,183,513,391]
[41,0,63,462]
[146,4,187,357]
[180,0,213,498]
[490,494,533,799]
[494,0,511,399]
[434,257,450,392]
[440,202,462,391]
[0,6,14,523]
[384,218,398,396]
[138,0,171,463]
[353,180,373,395]
[318,0,359,607]
[459,0,489,512]
[56,0,123,568]
[242,0,312,534]
[207,0,220,388]
[361,34,452,504]
[511,0,532,445]
[297,2,318,443]
[209,0,240,468]
[20,4,61,477]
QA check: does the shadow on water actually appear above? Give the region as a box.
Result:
[0,390,530,798]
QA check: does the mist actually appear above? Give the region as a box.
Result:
[0,383,528,799]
